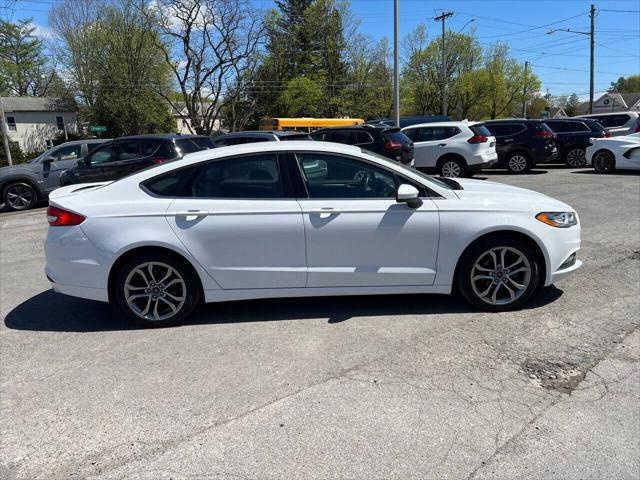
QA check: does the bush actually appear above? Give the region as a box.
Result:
[0,141,26,167]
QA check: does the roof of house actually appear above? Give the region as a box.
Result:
[620,93,640,107]
[1,96,77,113]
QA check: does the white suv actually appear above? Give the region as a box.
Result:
[574,111,640,137]
[402,122,498,177]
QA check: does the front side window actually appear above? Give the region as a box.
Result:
[190,154,282,198]
[297,153,396,199]
[54,144,82,161]
[87,144,113,165]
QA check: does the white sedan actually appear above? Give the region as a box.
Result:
[45,142,581,327]
[586,132,640,173]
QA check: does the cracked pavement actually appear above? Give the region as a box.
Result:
[1,165,639,479]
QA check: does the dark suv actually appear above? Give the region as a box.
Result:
[60,134,214,185]
[311,125,414,164]
[480,119,558,173]
[543,118,609,167]
[213,130,312,146]
[365,115,451,128]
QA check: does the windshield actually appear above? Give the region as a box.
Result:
[359,148,453,190]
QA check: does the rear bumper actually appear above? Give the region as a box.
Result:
[468,159,497,172]
[48,277,109,302]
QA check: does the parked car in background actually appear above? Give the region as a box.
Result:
[543,118,609,167]
[402,121,497,177]
[60,134,214,185]
[213,130,312,146]
[585,132,640,173]
[365,115,451,129]
[574,111,640,137]
[45,141,581,327]
[0,139,109,211]
[480,119,558,173]
[311,124,414,164]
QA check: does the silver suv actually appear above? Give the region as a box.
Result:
[0,139,108,211]
[574,111,640,136]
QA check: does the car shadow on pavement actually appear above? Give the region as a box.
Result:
[573,170,639,176]
[4,286,564,332]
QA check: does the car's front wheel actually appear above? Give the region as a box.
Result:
[457,237,540,311]
[3,182,38,211]
[114,252,200,327]
[505,152,532,174]
[592,150,615,173]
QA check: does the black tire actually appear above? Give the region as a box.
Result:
[114,251,200,327]
[505,151,532,174]
[456,235,540,312]
[564,146,587,168]
[438,157,467,178]
[592,150,615,173]
[3,182,38,211]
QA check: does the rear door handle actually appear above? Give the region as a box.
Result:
[310,207,342,218]
[175,210,209,220]
[438,143,447,147]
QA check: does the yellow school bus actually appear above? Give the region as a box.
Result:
[259,117,365,133]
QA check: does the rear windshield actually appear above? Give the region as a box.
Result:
[471,125,492,137]
[175,139,204,154]
[383,130,412,144]
[192,137,215,149]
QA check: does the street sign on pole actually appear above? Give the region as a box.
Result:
[90,126,107,133]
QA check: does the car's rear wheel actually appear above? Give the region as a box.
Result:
[505,152,532,174]
[565,147,586,167]
[592,150,615,173]
[114,252,200,327]
[457,237,540,311]
[438,158,467,178]
[3,182,38,211]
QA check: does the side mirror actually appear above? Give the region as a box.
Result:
[396,184,422,208]
[77,158,88,167]
[42,156,56,164]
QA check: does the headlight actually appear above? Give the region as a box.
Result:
[536,212,577,228]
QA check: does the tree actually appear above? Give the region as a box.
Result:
[154,0,264,135]
[608,75,640,93]
[0,19,58,96]
[564,93,580,117]
[280,76,323,116]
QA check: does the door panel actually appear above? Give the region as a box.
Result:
[299,199,439,287]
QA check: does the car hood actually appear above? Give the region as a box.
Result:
[589,135,640,148]
[451,178,574,212]
[0,163,37,176]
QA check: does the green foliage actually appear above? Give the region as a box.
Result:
[609,75,640,93]
[0,141,26,167]
[0,18,56,96]
[280,76,323,116]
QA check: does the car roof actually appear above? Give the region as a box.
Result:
[117,134,206,141]
[402,121,478,129]
[221,130,308,137]
[313,124,393,132]
[482,118,531,123]
[575,111,638,118]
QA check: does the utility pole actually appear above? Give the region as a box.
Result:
[435,11,453,116]
[589,3,595,114]
[547,4,595,114]
[522,61,529,118]
[0,98,12,166]
[393,0,400,128]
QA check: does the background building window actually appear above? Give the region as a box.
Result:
[56,116,64,131]
[6,116,17,132]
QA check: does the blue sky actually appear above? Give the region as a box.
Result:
[5,0,640,99]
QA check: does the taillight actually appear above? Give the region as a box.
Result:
[534,130,554,139]
[602,131,611,138]
[635,123,640,133]
[152,157,171,164]
[47,206,85,226]
[384,140,402,150]
[467,135,488,144]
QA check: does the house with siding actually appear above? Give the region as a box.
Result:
[0,97,78,152]
[575,92,640,115]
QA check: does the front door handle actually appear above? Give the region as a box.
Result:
[438,143,447,147]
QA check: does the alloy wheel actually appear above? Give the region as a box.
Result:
[593,151,614,172]
[470,246,532,306]
[566,148,586,167]
[5,184,36,210]
[508,155,528,173]
[441,161,462,178]
[124,262,186,321]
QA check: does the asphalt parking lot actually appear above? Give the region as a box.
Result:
[1,165,639,479]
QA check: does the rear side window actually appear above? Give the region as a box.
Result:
[143,166,196,196]
[570,122,590,132]
[327,130,357,145]
[596,114,631,128]
[140,140,161,156]
[483,124,510,137]
[113,141,140,161]
[190,154,282,198]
